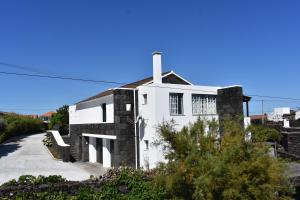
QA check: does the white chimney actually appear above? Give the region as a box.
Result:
[152,51,162,84]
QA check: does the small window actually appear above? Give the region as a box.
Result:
[102,103,107,122]
[144,140,149,150]
[143,94,147,105]
[169,93,184,115]
[126,103,132,111]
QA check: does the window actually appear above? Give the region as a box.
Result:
[144,140,149,150]
[126,103,132,111]
[192,94,216,115]
[143,94,147,105]
[169,93,184,115]
[102,103,107,122]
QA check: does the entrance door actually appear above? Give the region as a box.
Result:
[96,138,103,163]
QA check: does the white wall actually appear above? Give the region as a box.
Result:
[296,111,300,120]
[137,83,220,169]
[267,107,290,122]
[69,94,114,124]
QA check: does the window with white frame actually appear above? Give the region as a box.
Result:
[192,94,216,115]
[169,93,184,115]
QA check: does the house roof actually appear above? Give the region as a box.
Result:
[250,115,267,120]
[76,71,191,104]
[41,111,56,117]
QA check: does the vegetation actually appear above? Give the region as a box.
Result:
[0,114,44,143]
[49,105,69,135]
[0,168,167,200]
[153,118,293,199]
[42,135,53,147]
[0,119,294,199]
[1,175,66,187]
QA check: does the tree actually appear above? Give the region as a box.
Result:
[49,105,69,135]
[154,118,293,200]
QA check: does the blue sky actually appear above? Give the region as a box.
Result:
[0,0,299,115]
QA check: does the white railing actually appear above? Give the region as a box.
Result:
[48,130,70,147]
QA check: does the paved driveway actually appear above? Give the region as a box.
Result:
[0,133,106,185]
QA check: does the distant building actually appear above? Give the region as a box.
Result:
[267,107,291,122]
[250,114,267,125]
[40,111,56,123]
[296,111,300,121]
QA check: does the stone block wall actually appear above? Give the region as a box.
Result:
[69,89,136,167]
[216,86,244,135]
[281,130,300,156]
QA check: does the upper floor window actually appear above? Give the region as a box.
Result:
[102,103,107,122]
[169,93,184,115]
[143,94,147,105]
[192,94,216,115]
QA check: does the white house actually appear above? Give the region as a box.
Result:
[68,52,250,169]
[267,107,291,122]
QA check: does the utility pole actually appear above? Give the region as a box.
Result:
[261,100,264,124]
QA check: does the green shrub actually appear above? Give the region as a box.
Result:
[97,168,167,200]
[49,105,69,135]
[1,175,66,187]
[0,118,7,133]
[0,170,166,200]
[154,118,294,200]
[0,114,44,143]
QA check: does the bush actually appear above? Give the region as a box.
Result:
[1,175,66,187]
[154,118,294,199]
[0,169,166,200]
[0,118,7,133]
[0,114,44,143]
[97,168,167,199]
[49,105,69,135]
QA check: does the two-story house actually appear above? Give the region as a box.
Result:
[68,52,250,169]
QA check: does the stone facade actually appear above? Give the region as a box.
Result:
[69,89,136,167]
[281,128,300,157]
[217,86,244,134]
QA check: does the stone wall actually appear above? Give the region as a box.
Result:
[281,128,300,156]
[216,86,244,135]
[46,132,70,162]
[69,89,136,167]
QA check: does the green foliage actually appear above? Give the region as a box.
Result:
[0,169,166,200]
[49,105,69,135]
[1,175,66,187]
[43,136,53,147]
[154,118,294,200]
[0,118,7,133]
[97,168,167,200]
[247,124,282,142]
[0,114,44,143]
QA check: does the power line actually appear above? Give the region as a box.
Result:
[248,94,300,101]
[0,68,300,102]
[0,71,127,85]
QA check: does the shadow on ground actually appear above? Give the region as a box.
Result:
[0,134,42,158]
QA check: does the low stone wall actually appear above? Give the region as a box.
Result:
[47,132,70,162]
[0,180,104,197]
